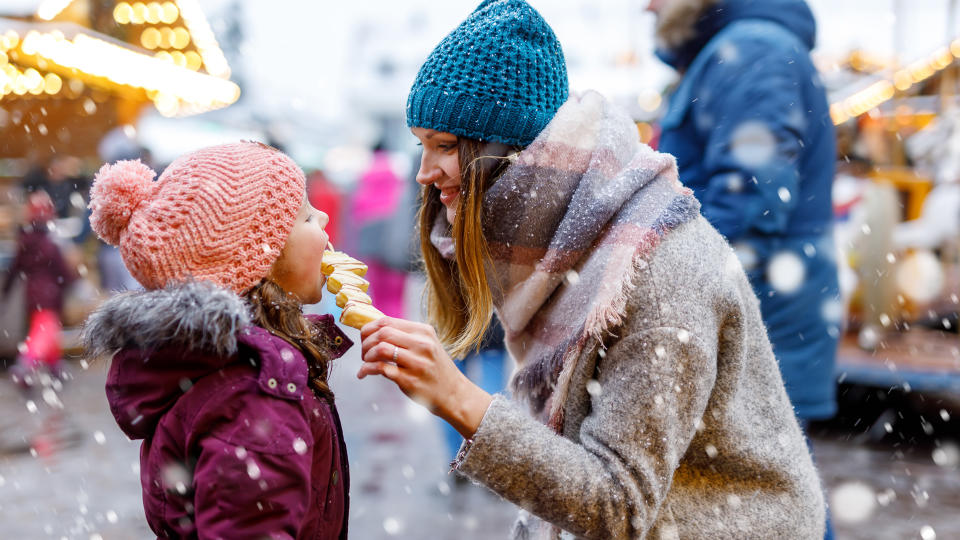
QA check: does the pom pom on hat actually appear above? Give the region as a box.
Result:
[89,160,156,246]
[87,142,306,295]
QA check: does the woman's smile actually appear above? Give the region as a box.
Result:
[438,183,461,206]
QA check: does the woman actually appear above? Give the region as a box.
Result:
[360,1,825,538]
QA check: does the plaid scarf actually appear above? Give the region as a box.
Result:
[432,91,701,433]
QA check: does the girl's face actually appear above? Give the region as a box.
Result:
[269,197,331,304]
[412,127,461,224]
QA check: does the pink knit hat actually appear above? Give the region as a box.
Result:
[88,141,305,295]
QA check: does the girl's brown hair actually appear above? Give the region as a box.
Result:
[245,279,335,402]
[417,138,520,359]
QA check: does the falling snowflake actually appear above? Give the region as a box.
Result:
[383,517,403,535]
[162,462,190,495]
[732,243,758,271]
[876,488,896,506]
[586,379,602,396]
[879,313,891,327]
[292,437,308,455]
[858,326,881,350]
[767,252,805,294]
[726,173,744,193]
[821,298,843,324]
[730,121,777,168]
[93,431,106,445]
[896,251,943,303]
[831,481,876,524]
[246,460,261,480]
[932,443,959,468]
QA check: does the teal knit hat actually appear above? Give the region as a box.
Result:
[406,0,569,147]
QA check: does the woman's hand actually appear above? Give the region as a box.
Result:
[358,317,493,439]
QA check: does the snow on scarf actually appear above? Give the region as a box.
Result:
[432,91,701,432]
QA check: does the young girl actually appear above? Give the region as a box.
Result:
[83,142,352,539]
[359,0,826,538]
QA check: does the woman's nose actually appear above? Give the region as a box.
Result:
[416,153,441,185]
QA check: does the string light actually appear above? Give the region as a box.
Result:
[160,2,180,24]
[8,29,239,115]
[3,1,238,115]
[36,0,72,21]
[176,0,231,78]
[832,43,960,125]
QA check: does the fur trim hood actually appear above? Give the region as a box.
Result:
[82,280,252,359]
[654,0,718,51]
[655,0,817,70]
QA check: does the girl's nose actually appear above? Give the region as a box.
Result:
[317,210,330,228]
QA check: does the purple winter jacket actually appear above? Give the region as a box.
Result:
[83,282,352,540]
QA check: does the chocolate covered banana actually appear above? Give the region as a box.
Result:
[340,301,385,329]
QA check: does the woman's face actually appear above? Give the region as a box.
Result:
[411,127,461,224]
[269,197,331,305]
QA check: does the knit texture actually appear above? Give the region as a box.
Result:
[406,0,568,146]
[452,218,825,539]
[89,142,305,295]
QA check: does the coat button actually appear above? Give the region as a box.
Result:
[331,470,338,485]
[334,336,343,346]
[267,378,278,389]
[287,382,297,393]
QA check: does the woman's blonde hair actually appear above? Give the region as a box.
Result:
[245,279,336,402]
[418,138,519,359]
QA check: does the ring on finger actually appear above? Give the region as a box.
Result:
[392,344,399,363]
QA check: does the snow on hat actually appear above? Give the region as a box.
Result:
[88,141,305,295]
[406,0,569,147]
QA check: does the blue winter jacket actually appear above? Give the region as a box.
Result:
[657,0,839,419]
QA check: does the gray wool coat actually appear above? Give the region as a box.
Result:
[454,217,826,539]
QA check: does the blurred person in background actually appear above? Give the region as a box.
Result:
[308,169,343,248]
[23,155,89,221]
[651,0,839,426]
[2,191,76,387]
[650,0,839,535]
[307,169,346,318]
[358,1,826,538]
[352,143,408,318]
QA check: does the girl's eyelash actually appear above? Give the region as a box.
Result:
[415,142,423,147]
